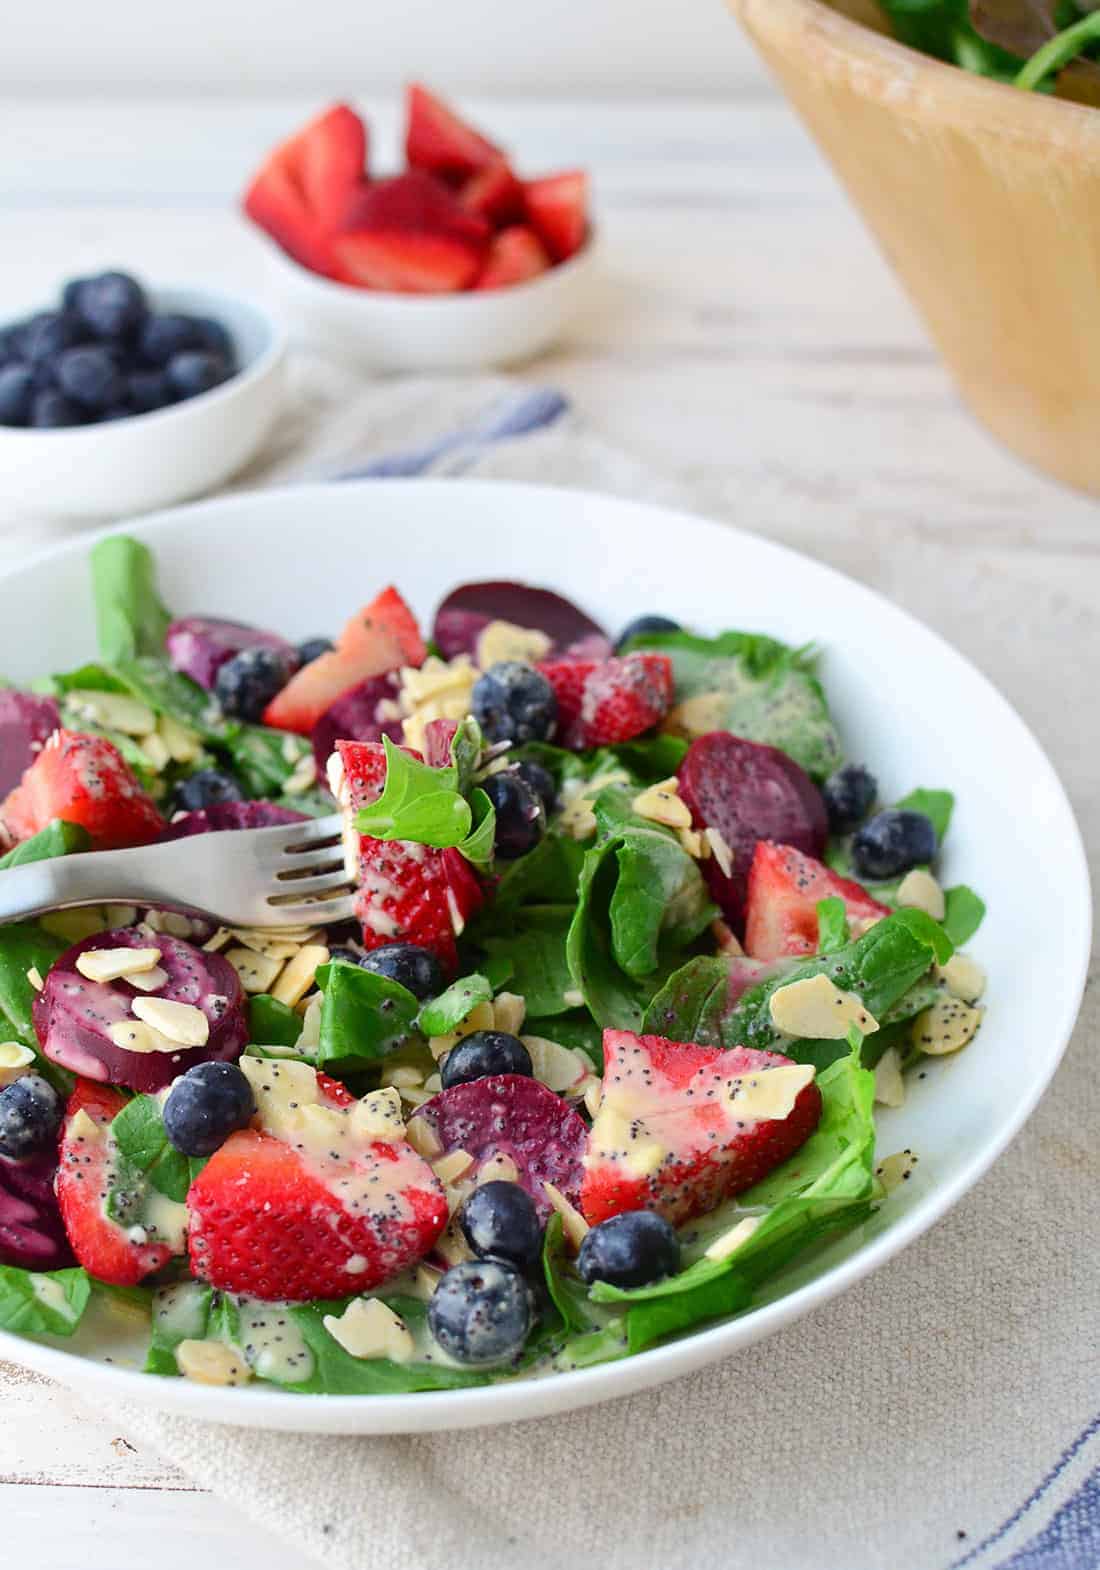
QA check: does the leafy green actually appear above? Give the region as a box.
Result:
[145,1282,215,1375]
[816,896,850,954]
[1014,6,1100,87]
[484,832,586,914]
[355,736,496,867]
[626,628,842,781]
[525,1008,604,1062]
[417,973,492,1036]
[108,1095,201,1203]
[272,1298,490,1394]
[0,820,90,871]
[0,1265,92,1338]
[225,724,311,797]
[314,961,420,1070]
[248,993,303,1050]
[605,735,690,779]
[482,906,577,1018]
[879,0,1033,78]
[942,884,987,946]
[0,922,70,1093]
[90,536,172,665]
[895,786,954,843]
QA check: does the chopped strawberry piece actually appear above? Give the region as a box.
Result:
[459,160,525,227]
[243,162,341,278]
[334,171,490,293]
[263,585,424,734]
[579,1030,823,1228]
[242,103,367,277]
[573,652,674,748]
[744,842,891,961]
[536,657,596,734]
[56,1082,178,1286]
[524,171,589,262]
[1,730,163,851]
[475,225,552,290]
[405,83,502,183]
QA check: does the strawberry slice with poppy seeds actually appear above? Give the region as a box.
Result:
[187,1060,447,1300]
[538,652,673,749]
[743,841,891,961]
[1,730,163,851]
[405,83,502,184]
[579,1029,823,1228]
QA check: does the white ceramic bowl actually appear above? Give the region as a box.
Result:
[260,231,597,370]
[0,287,286,520]
[0,480,1089,1434]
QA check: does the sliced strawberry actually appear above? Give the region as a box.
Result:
[524,171,589,262]
[334,171,490,293]
[744,842,891,961]
[459,160,525,227]
[56,1082,178,1286]
[566,652,673,748]
[536,657,596,735]
[187,1063,447,1300]
[335,739,461,968]
[263,585,424,734]
[1,730,163,851]
[405,83,501,183]
[579,1030,823,1228]
[0,691,60,797]
[475,225,552,290]
[242,102,367,276]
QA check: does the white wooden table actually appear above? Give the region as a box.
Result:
[1,91,1096,1570]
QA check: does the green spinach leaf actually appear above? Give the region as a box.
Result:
[942,884,986,946]
[0,922,70,1092]
[248,993,304,1050]
[277,1298,490,1394]
[482,907,577,1018]
[0,1265,92,1337]
[90,536,171,666]
[109,1094,200,1203]
[0,820,90,871]
[314,961,420,1070]
[417,973,492,1037]
[816,895,850,953]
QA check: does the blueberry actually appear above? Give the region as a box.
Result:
[0,1075,62,1160]
[30,388,84,428]
[61,277,87,314]
[576,1209,680,1290]
[173,768,244,814]
[472,661,557,746]
[137,313,203,367]
[440,1030,533,1090]
[100,406,134,422]
[296,637,335,666]
[428,1258,533,1366]
[851,808,937,881]
[822,763,878,836]
[73,271,147,339]
[0,364,34,426]
[614,614,681,653]
[512,759,556,817]
[481,770,545,861]
[0,322,25,364]
[191,316,235,364]
[460,1181,543,1270]
[214,646,296,722]
[18,310,86,365]
[358,942,443,1001]
[128,368,174,413]
[163,1061,256,1157]
[56,345,126,412]
[166,350,229,401]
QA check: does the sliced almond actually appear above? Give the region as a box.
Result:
[131,996,209,1047]
[0,1042,35,1087]
[68,1107,104,1143]
[678,828,708,859]
[583,1076,603,1120]
[704,1215,761,1262]
[25,966,44,992]
[562,988,585,1009]
[176,1339,251,1387]
[475,619,552,670]
[126,965,169,994]
[522,1035,589,1094]
[911,997,982,1056]
[476,1152,519,1185]
[108,1019,180,1056]
[631,778,692,830]
[202,927,232,954]
[432,1148,475,1185]
[935,953,986,1004]
[383,1065,425,1089]
[66,689,156,737]
[769,973,879,1040]
[325,1298,416,1363]
[896,868,946,921]
[407,1117,443,1161]
[543,1181,589,1250]
[272,944,330,1008]
[492,991,526,1036]
[705,827,734,879]
[226,947,284,994]
[140,730,171,774]
[436,1214,474,1267]
[663,691,726,739]
[349,1088,406,1142]
[76,946,163,984]
[158,712,203,765]
[873,1045,906,1108]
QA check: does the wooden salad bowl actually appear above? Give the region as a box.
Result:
[729,0,1100,497]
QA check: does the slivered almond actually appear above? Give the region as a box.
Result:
[125,965,170,994]
[492,991,526,1036]
[896,868,946,921]
[203,928,232,954]
[107,1019,178,1055]
[475,620,552,670]
[705,827,734,879]
[323,1298,415,1363]
[432,1148,475,1185]
[131,997,209,1047]
[911,997,981,1056]
[476,1152,519,1185]
[25,966,44,992]
[873,1046,906,1108]
[75,946,162,984]
[140,730,171,773]
[0,1042,35,1086]
[407,1117,443,1160]
[769,973,878,1040]
[176,1339,251,1386]
[543,1181,589,1250]
[876,1149,918,1192]
[935,953,986,1004]
[272,944,330,1008]
[225,947,283,994]
[631,778,692,830]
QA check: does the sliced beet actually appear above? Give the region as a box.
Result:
[433,581,606,660]
[165,616,298,691]
[0,1148,74,1271]
[310,671,404,773]
[34,927,248,1093]
[678,732,827,932]
[407,1073,587,1222]
[160,800,308,841]
[0,691,60,796]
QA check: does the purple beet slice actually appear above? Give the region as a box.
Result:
[34,927,248,1093]
[407,1074,588,1221]
[165,616,298,691]
[0,1148,74,1271]
[678,732,827,932]
[433,581,606,660]
[310,671,404,773]
[160,800,308,841]
[0,691,60,796]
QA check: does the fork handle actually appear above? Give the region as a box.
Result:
[0,848,204,924]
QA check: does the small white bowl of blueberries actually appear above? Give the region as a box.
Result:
[0,271,286,519]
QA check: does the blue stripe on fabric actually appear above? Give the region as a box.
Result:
[336,387,570,479]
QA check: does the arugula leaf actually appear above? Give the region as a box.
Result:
[482,907,577,1018]
[418,974,492,1037]
[816,896,850,954]
[0,820,89,871]
[248,994,304,1050]
[355,736,496,868]
[90,536,172,665]
[626,628,842,781]
[109,1095,198,1203]
[895,786,954,843]
[942,884,987,946]
[314,961,420,1070]
[0,1265,92,1337]
[0,922,70,1093]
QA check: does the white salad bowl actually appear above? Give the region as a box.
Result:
[259,231,597,370]
[0,286,286,521]
[0,480,1089,1435]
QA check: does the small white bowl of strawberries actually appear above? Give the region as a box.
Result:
[244,85,596,371]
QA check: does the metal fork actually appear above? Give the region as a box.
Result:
[0,814,356,929]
